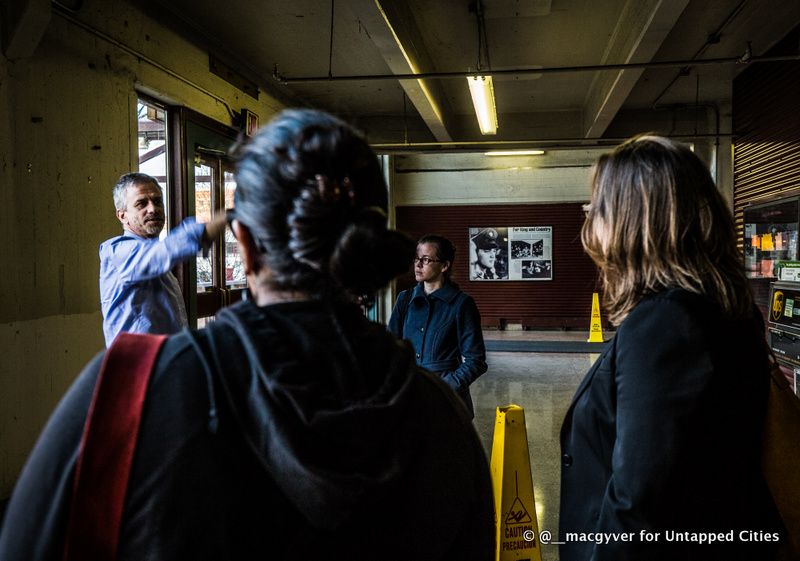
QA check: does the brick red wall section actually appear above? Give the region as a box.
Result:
[395,203,603,329]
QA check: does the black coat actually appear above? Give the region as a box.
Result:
[559,289,783,561]
[0,300,494,561]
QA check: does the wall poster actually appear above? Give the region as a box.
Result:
[469,226,553,281]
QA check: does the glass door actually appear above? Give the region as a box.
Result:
[195,153,244,326]
[172,107,241,327]
[223,167,246,291]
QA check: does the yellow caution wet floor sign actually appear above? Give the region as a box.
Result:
[490,405,542,561]
[587,292,604,343]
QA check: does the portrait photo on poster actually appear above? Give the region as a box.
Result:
[470,226,553,281]
[469,227,509,280]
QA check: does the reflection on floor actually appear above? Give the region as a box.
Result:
[471,329,607,561]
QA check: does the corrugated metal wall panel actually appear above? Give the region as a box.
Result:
[733,26,800,314]
[734,55,800,199]
[395,203,602,329]
[733,58,800,234]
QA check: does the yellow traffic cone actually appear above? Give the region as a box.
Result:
[587,292,604,343]
[490,405,543,561]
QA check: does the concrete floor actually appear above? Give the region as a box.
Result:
[471,329,608,561]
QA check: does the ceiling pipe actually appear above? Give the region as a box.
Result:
[52,0,83,12]
[370,132,734,153]
[275,53,800,84]
[52,6,241,123]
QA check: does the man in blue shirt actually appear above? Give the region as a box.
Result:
[100,173,226,346]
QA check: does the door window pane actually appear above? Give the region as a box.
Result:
[224,169,245,288]
[195,162,214,290]
[137,99,169,239]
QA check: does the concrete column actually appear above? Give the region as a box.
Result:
[716,102,734,210]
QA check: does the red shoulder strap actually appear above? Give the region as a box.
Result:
[63,332,167,561]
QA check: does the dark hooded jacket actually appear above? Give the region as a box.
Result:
[0,299,494,560]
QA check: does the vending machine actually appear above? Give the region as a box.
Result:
[768,282,800,374]
[746,196,800,395]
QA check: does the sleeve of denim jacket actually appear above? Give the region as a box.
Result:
[387,291,408,339]
[104,219,205,286]
[441,294,487,392]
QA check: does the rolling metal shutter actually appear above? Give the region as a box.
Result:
[733,27,800,314]
[733,59,800,239]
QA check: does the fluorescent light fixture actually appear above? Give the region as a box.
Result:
[467,75,498,135]
[485,150,545,156]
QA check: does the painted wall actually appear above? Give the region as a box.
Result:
[0,1,283,498]
[391,148,608,206]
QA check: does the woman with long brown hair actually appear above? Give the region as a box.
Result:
[559,135,783,560]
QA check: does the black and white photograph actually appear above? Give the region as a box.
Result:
[469,227,509,280]
[469,226,552,281]
[521,260,552,279]
[509,227,552,281]
[511,239,544,259]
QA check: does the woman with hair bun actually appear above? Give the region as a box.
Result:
[0,109,494,561]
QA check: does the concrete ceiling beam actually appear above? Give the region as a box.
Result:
[2,0,51,59]
[582,0,689,139]
[347,0,453,141]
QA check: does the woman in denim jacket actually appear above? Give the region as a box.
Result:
[389,234,488,418]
